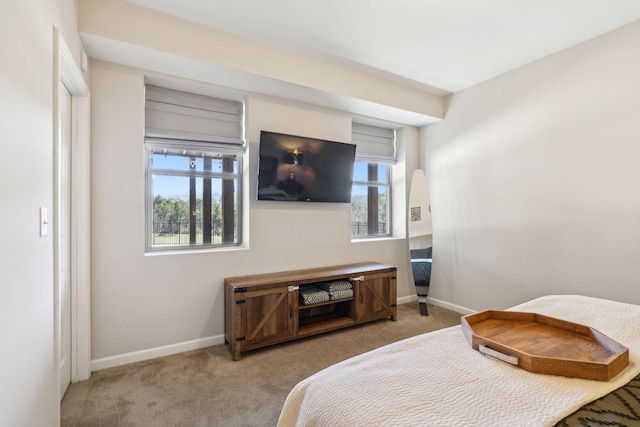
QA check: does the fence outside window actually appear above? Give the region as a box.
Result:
[351,221,387,237]
[152,219,223,246]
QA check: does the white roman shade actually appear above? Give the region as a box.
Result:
[352,123,396,164]
[145,85,244,150]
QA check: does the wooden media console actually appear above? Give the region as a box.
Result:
[224,262,397,360]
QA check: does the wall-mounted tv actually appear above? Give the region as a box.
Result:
[257,131,356,203]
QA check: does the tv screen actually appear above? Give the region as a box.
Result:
[257,131,356,202]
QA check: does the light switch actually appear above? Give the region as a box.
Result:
[81,50,88,72]
[40,207,48,236]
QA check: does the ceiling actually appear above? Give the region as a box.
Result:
[126,0,640,95]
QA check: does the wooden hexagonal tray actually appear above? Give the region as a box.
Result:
[461,310,629,381]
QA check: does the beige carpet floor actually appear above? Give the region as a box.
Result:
[61,303,462,427]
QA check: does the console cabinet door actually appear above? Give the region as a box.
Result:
[239,286,294,352]
[355,272,396,322]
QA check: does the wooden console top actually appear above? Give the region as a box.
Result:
[224,262,396,290]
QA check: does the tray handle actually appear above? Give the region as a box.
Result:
[479,344,518,365]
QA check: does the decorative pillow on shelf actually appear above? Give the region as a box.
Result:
[316,280,353,301]
[329,288,354,301]
[299,286,330,305]
[316,280,352,293]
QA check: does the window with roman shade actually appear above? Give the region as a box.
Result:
[144,84,245,251]
[351,123,396,238]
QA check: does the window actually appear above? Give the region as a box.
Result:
[351,162,391,236]
[351,123,396,238]
[144,85,244,251]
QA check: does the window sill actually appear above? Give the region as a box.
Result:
[351,235,404,244]
[144,244,249,257]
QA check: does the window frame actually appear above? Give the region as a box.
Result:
[351,160,392,239]
[143,83,246,253]
[144,140,244,252]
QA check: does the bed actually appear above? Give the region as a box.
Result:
[277,295,640,427]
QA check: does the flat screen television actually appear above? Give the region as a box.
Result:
[257,131,356,202]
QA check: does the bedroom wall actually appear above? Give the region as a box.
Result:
[0,0,86,425]
[422,21,640,311]
[90,60,415,366]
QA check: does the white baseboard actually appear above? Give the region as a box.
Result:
[426,296,475,315]
[92,298,417,371]
[92,297,474,372]
[398,294,474,315]
[91,334,225,372]
[397,294,418,305]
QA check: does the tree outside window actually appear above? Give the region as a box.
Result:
[146,146,241,250]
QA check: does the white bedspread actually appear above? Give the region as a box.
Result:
[277,295,640,427]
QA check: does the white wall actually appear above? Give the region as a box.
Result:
[0,0,85,425]
[422,21,640,311]
[90,61,415,364]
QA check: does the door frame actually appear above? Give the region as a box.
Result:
[53,28,91,402]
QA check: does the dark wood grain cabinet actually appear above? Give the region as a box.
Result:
[354,271,396,322]
[225,262,397,360]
